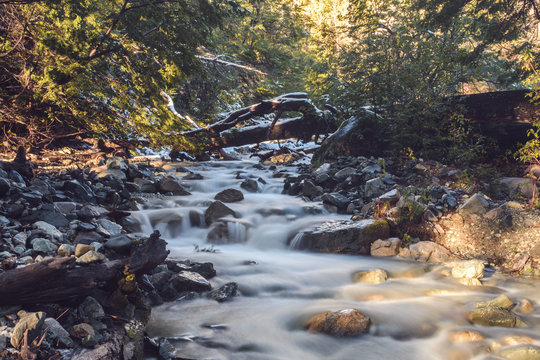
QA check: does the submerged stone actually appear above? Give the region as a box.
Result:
[306,309,371,337]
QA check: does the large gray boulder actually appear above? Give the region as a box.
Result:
[292,219,390,254]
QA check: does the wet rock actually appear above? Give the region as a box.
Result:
[21,204,69,227]
[204,201,236,225]
[176,262,217,279]
[64,180,96,203]
[306,309,371,337]
[44,317,74,348]
[118,215,141,233]
[293,219,390,254]
[497,345,540,360]
[399,241,452,262]
[476,295,514,311]
[105,234,132,254]
[208,282,238,302]
[447,329,484,343]
[31,238,58,254]
[171,271,212,292]
[97,169,126,180]
[451,260,485,279]
[58,244,75,257]
[334,167,356,180]
[77,205,108,220]
[158,176,190,195]
[514,299,534,314]
[458,193,489,216]
[301,180,323,197]
[353,269,388,284]
[184,172,204,180]
[214,188,244,203]
[75,231,104,244]
[136,178,157,193]
[322,193,350,210]
[76,251,105,264]
[241,178,259,192]
[468,307,526,327]
[10,311,46,348]
[370,238,401,257]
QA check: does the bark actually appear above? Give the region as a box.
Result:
[0,231,168,306]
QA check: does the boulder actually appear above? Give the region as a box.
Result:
[370,238,401,257]
[321,193,350,210]
[458,193,489,216]
[306,309,371,337]
[33,221,63,241]
[292,219,390,254]
[399,241,452,262]
[208,282,238,302]
[158,176,190,195]
[451,260,485,279]
[302,180,324,197]
[105,234,133,254]
[96,218,123,236]
[468,307,526,327]
[476,295,514,310]
[497,345,540,360]
[364,177,383,199]
[334,167,356,180]
[44,317,74,348]
[214,188,244,203]
[31,238,58,254]
[240,179,259,192]
[204,201,236,225]
[353,269,388,284]
[500,177,538,199]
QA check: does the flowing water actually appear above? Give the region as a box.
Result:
[133,160,540,360]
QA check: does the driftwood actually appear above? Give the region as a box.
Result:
[177,93,336,150]
[0,231,168,306]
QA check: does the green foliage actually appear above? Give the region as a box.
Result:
[0,0,234,148]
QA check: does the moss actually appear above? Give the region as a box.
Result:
[364,220,390,240]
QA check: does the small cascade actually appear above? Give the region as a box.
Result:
[289,232,305,250]
[226,221,247,243]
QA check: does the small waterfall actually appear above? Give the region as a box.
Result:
[289,232,305,250]
[227,221,247,243]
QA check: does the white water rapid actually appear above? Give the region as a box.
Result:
[133,160,540,360]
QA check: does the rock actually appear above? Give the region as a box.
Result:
[75,243,94,257]
[106,157,128,171]
[58,244,75,257]
[293,219,390,254]
[334,167,356,180]
[64,180,96,203]
[44,317,74,348]
[364,177,383,199]
[399,241,452,262]
[75,231,104,244]
[96,218,123,236]
[322,193,350,209]
[444,194,458,208]
[54,201,79,215]
[158,176,190,195]
[447,329,484,343]
[458,193,489,216]
[78,297,105,322]
[97,169,127,180]
[0,178,10,197]
[468,307,526,327]
[204,201,236,225]
[9,170,25,184]
[12,232,27,247]
[377,189,401,205]
[76,251,105,264]
[208,282,238,302]
[33,221,63,241]
[171,271,212,292]
[214,188,244,203]
[500,177,538,199]
[353,269,388,284]
[136,178,156,193]
[497,345,540,360]
[10,311,46,348]
[514,299,534,314]
[70,323,95,339]
[476,295,514,311]
[77,205,108,220]
[183,172,204,180]
[31,238,58,254]
[104,234,133,254]
[370,238,401,256]
[451,260,485,279]
[240,178,259,192]
[21,204,69,228]
[301,180,323,197]
[306,309,371,337]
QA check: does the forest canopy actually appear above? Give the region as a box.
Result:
[0,0,538,155]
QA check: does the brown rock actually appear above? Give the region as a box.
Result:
[306,309,371,337]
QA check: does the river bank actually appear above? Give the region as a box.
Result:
[0,141,538,359]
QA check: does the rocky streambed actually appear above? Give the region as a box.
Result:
[0,145,539,360]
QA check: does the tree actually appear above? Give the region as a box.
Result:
[0,0,235,149]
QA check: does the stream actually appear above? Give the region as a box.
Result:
[133,159,540,360]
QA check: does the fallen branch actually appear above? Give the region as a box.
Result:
[0,231,168,306]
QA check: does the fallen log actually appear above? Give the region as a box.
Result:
[175,93,336,151]
[0,231,168,306]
